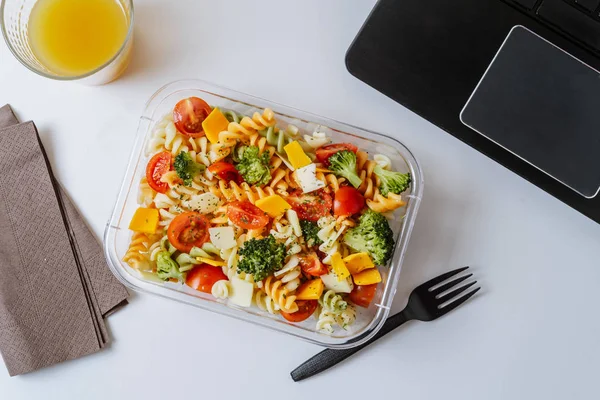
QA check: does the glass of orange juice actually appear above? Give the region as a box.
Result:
[1,0,133,85]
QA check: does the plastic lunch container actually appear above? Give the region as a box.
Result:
[104,79,423,349]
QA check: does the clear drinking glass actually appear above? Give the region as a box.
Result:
[0,0,134,85]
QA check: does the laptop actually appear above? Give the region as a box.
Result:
[346,0,600,224]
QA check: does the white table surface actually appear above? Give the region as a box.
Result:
[2,1,600,399]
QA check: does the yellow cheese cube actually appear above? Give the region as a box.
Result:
[129,208,159,234]
[296,279,324,300]
[255,195,291,218]
[352,268,382,286]
[196,257,226,267]
[201,108,229,144]
[343,252,375,275]
[331,252,350,282]
[284,141,312,170]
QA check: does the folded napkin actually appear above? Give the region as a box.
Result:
[0,105,128,376]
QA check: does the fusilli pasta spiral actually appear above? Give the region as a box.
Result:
[269,156,298,192]
[317,216,349,264]
[138,177,155,207]
[367,191,406,213]
[316,308,336,334]
[321,290,348,312]
[147,119,190,156]
[374,154,392,170]
[255,290,280,314]
[211,280,232,299]
[278,265,301,292]
[209,181,277,204]
[219,237,255,284]
[318,290,356,332]
[316,169,345,193]
[262,275,298,313]
[241,108,276,131]
[271,218,302,256]
[188,136,211,167]
[123,232,156,271]
[259,126,293,154]
[209,130,245,162]
[356,151,379,200]
[304,130,331,149]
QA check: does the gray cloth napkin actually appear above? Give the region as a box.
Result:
[0,105,128,376]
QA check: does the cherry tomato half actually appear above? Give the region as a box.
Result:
[299,252,328,277]
[334,186,365,217]
[208,161,243,184]
[281,300,318,322]
[316,143,358,166]
[286,189,333,222]
[146,151,172,194]
[227,201,270,230]
[349,284,378,308]
[173,97,212,137]
[185,264,228,294]
[167,211,210,253]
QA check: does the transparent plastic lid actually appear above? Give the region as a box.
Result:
[104,79,423,349]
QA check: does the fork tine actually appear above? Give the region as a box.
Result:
[422,266,469,290]
[437,287,481,316]
[437,281,477,304]
[430,273,473,296]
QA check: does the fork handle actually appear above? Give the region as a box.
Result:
[291,310,410,382]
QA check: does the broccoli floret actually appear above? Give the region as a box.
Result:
[174,151,206,186]
[235,145,271,186]
[156,251,184,281]
[237,235,285,281]
[343,209,394,265]
[300,220,323,247]
[374,166,411,196]
[328,150,362,188]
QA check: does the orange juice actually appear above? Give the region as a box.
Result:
[28,0,129,77]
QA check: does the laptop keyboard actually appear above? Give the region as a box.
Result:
[503,0,600,52]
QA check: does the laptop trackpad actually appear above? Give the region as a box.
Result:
[460,25,600,199]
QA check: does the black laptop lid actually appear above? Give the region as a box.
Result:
[460,26,600,199]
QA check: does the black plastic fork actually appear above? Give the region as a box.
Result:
[291,267,480,382]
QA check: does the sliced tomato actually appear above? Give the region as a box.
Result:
[286,189,333,222]
[167,212,210,253]
[227,201,270,230]
[281,300,318,322]
[316,143,359,166]
[146,151,172,194]
[349,284,378,308]
[185,264,228,294]
[334,186,365,217]
[299,252,328,277]
[173,97,212,137]
[208,161,243,184]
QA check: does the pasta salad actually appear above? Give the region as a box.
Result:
[123,97,411,334]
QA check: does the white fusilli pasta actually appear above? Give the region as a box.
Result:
[317,216,348,264]
[271,218,302,256]
[316,307,336,334]
[374,154,392,170]
[211,280,232,299]
[138,177,155,207]
[146,117,190,156]
[317,290,357,333]
[304,130,331,149]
